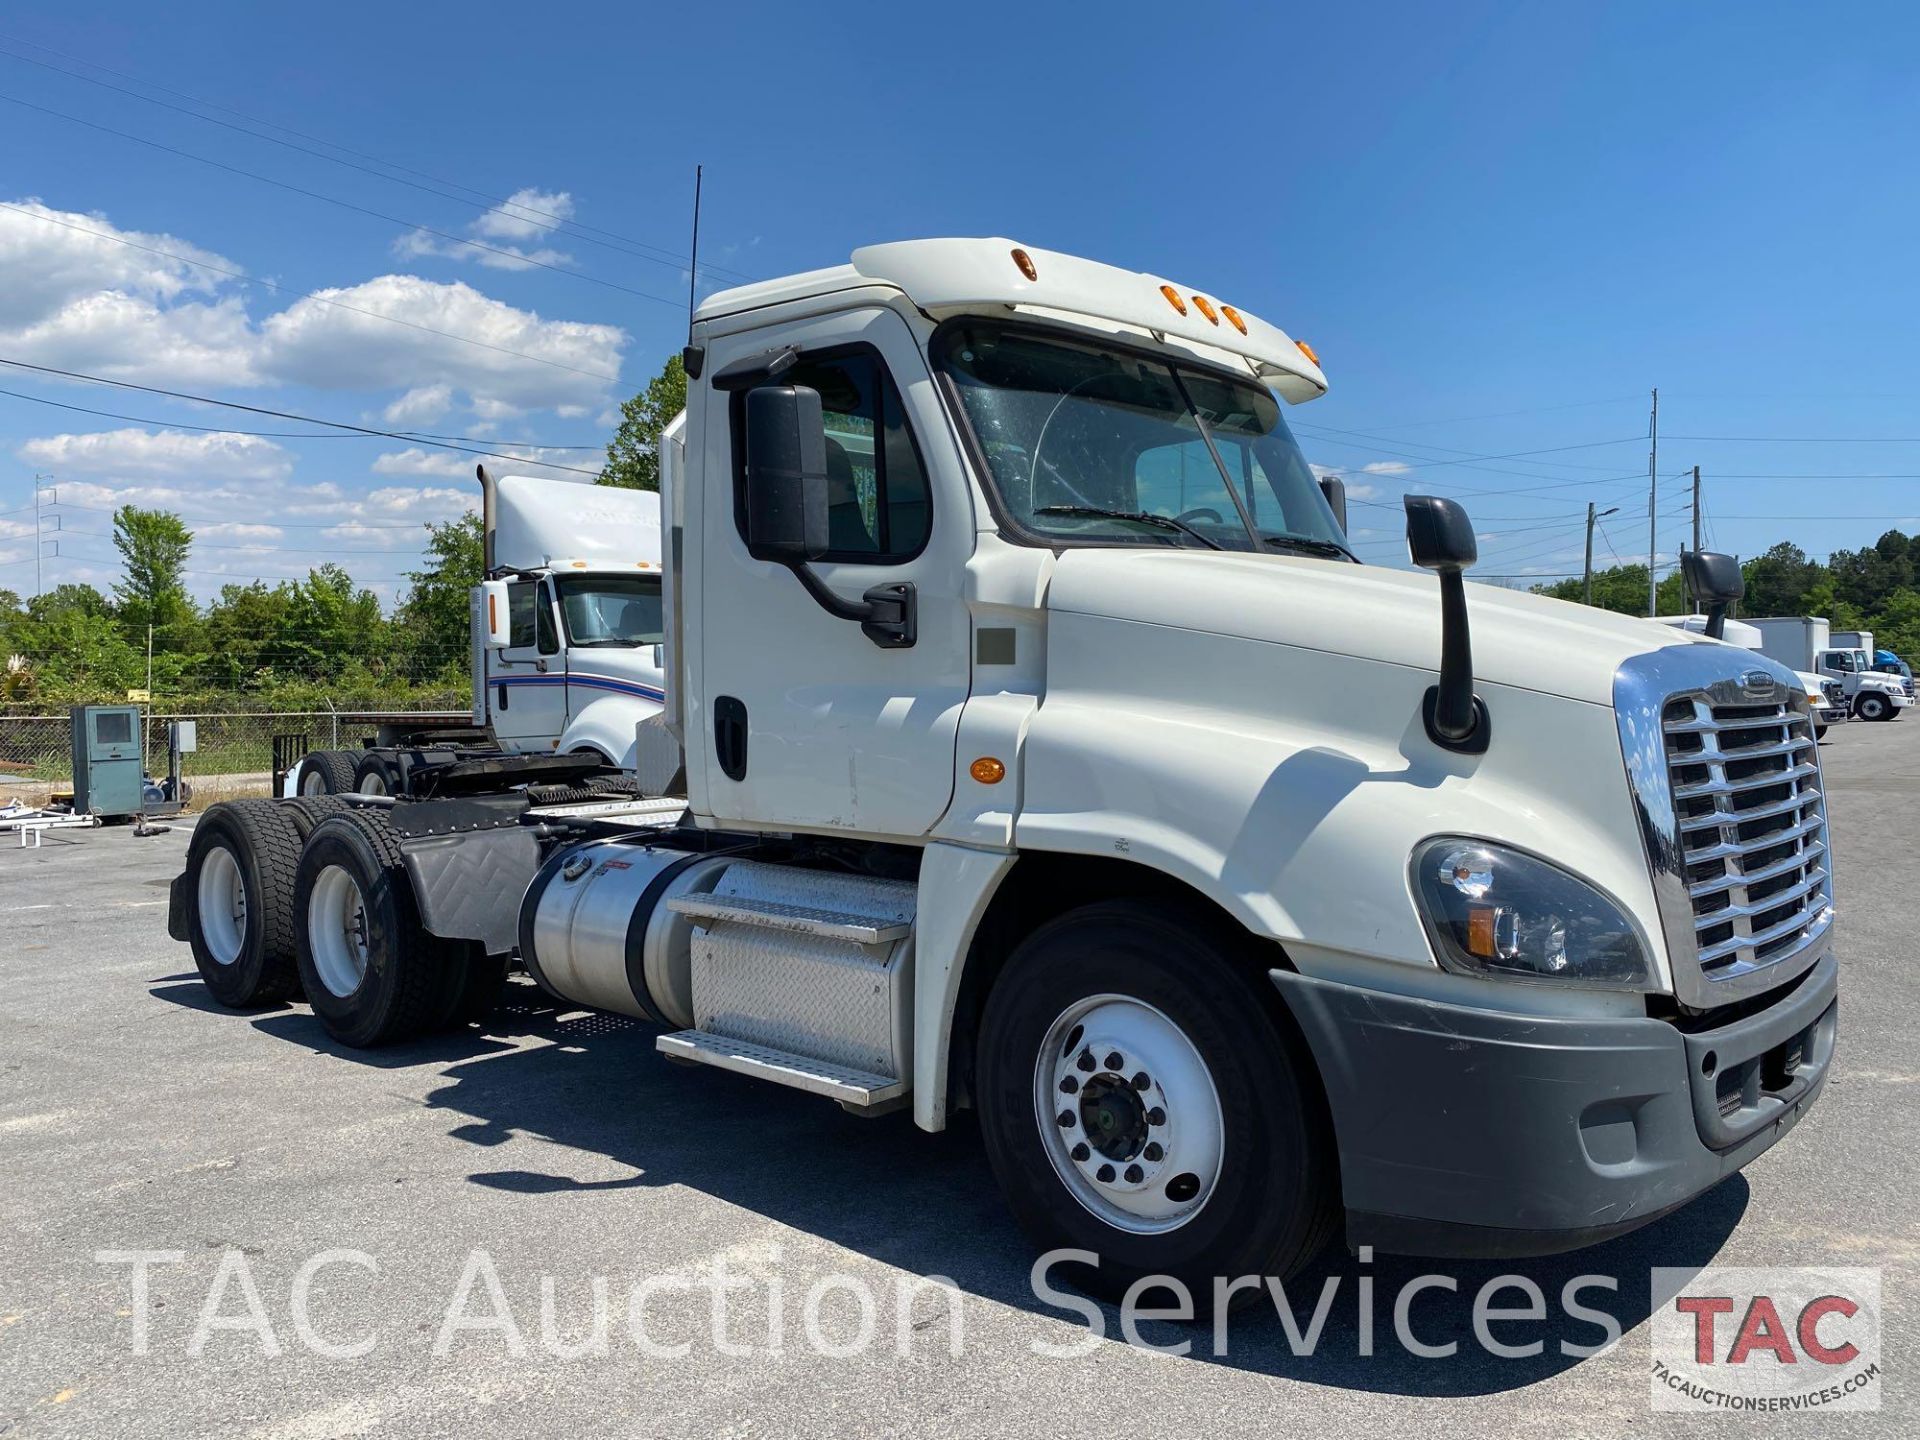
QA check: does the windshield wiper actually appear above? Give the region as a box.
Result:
[1262,533,1357,562]
[1033,505,1223,550]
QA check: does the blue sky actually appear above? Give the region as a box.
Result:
[3,1,1918,603]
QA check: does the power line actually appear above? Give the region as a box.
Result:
[1668,434,1920,444]
[1291,424,1643,472]
[0,381,602,451]
[0,90,686,309]
[0,40,756,287]
[0,357,604,476]
[0,28,758,284]
[0,202,623,386]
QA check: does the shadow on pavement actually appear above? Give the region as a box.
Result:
[158,974,1748,1395]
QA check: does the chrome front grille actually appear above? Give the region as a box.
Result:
[1615,646,1836,1009]
[1662,695,1833,979]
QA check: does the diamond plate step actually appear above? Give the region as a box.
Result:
[665,893,912,945]
[656,1030,906,1106]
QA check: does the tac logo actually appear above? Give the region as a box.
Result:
[1650,1266,1882,1413]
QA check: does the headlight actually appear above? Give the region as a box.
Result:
[1411,837,1654,989]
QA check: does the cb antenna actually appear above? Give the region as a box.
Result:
[682,165,704,377]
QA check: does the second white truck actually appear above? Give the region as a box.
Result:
[292,472,665,794]
[1748,615,1910,722]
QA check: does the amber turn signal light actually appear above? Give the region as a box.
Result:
[969,757,1007,785]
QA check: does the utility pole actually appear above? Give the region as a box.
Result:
[1584,503,1620,606]
[32,475,54,597]
[1691,464,1702,554]
[1646,389,1659,617]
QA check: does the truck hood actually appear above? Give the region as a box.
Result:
[1045,549,1710,707]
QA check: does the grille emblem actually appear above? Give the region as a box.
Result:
[1741,668,1777,700]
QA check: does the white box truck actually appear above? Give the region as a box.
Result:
[170,238,1838,1301]
[1748,616,1910,721]
[290,472,667,795]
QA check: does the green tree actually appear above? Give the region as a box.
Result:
[1740,542,1824,617]
[395,513,484,680]
[598,353,686,491]
[111,506,196,649]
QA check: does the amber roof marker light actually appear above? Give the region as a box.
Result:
[1191,295,1219,325]
[1296,338,1321,366]
[1158,284,1188,316]
[1220,304,1248,335]
[1011,248,1038,281]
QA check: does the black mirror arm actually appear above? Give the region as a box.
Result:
[1426,567,1488,749]
[785,563,917,649]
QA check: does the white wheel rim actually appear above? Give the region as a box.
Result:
[308,864,372,998]
[196,844,247,966]
[301,767,328,795]
[1034,993,1224,1234]
[357,770,388,795]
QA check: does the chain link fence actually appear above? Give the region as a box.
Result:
[0,703,467,792]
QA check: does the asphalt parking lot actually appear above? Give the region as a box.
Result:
[1,721,1913,1438]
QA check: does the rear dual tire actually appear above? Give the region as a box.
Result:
[186,801,305,1008]
[976,901,1338,1310]
[297,751,358,795]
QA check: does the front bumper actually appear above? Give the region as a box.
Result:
[1271,952,1837,1258]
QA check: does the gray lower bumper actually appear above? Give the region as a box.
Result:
[1270,952,1838,1258]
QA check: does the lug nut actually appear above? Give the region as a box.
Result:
[1124,1164,1144,1184]
[1147,1106,1166,1126]
[1070,1142,1090,1162]
[1096,1164,1116,1183]
[1104,1051,1124,1070]
[1131,1071,1151,1091]
[1076,1049,1095,1073]
[1059,1076,1078,1094]
[1057,1110,1075,1129]
[1144,1142,1164,1162]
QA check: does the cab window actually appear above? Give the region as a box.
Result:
[734,349,931,562]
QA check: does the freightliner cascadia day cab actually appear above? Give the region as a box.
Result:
[289,473,666,795]
[173,239,1839,1302]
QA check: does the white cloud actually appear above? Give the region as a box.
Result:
[259,275,623,414]
[17,428,293,482]
[0,201,260,387]
[0,198,625,414]
[381,384,454,427]
[371,443,591,480]
[394,187,576,271]
[370,447,468,478]
[1361,461,1411,476]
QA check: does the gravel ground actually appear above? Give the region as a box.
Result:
[0,721,1913,1437]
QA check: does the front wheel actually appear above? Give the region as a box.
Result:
[1856,692,1892,722]
[975,901,1337,1307]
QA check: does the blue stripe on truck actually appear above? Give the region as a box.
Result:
[494,673,665,703]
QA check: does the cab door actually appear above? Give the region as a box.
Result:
[689,304,973,835]
[487,576,568,750]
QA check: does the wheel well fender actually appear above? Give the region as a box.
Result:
[928,849,1300,1130]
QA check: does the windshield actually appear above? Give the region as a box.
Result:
[554,574,662,648]
[936,321,1349,555]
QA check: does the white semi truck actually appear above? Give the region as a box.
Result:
[291,472,665,795]
[172,239,1838,1301]
[1748,615,1910,722]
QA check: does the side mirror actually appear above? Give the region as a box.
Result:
[1405,494,1478,571]
[1404,495,1488,753]
[478,579,512,648]
[1680,549,1743,640]
[742,385,830,564]
[1317,475,1348,535]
